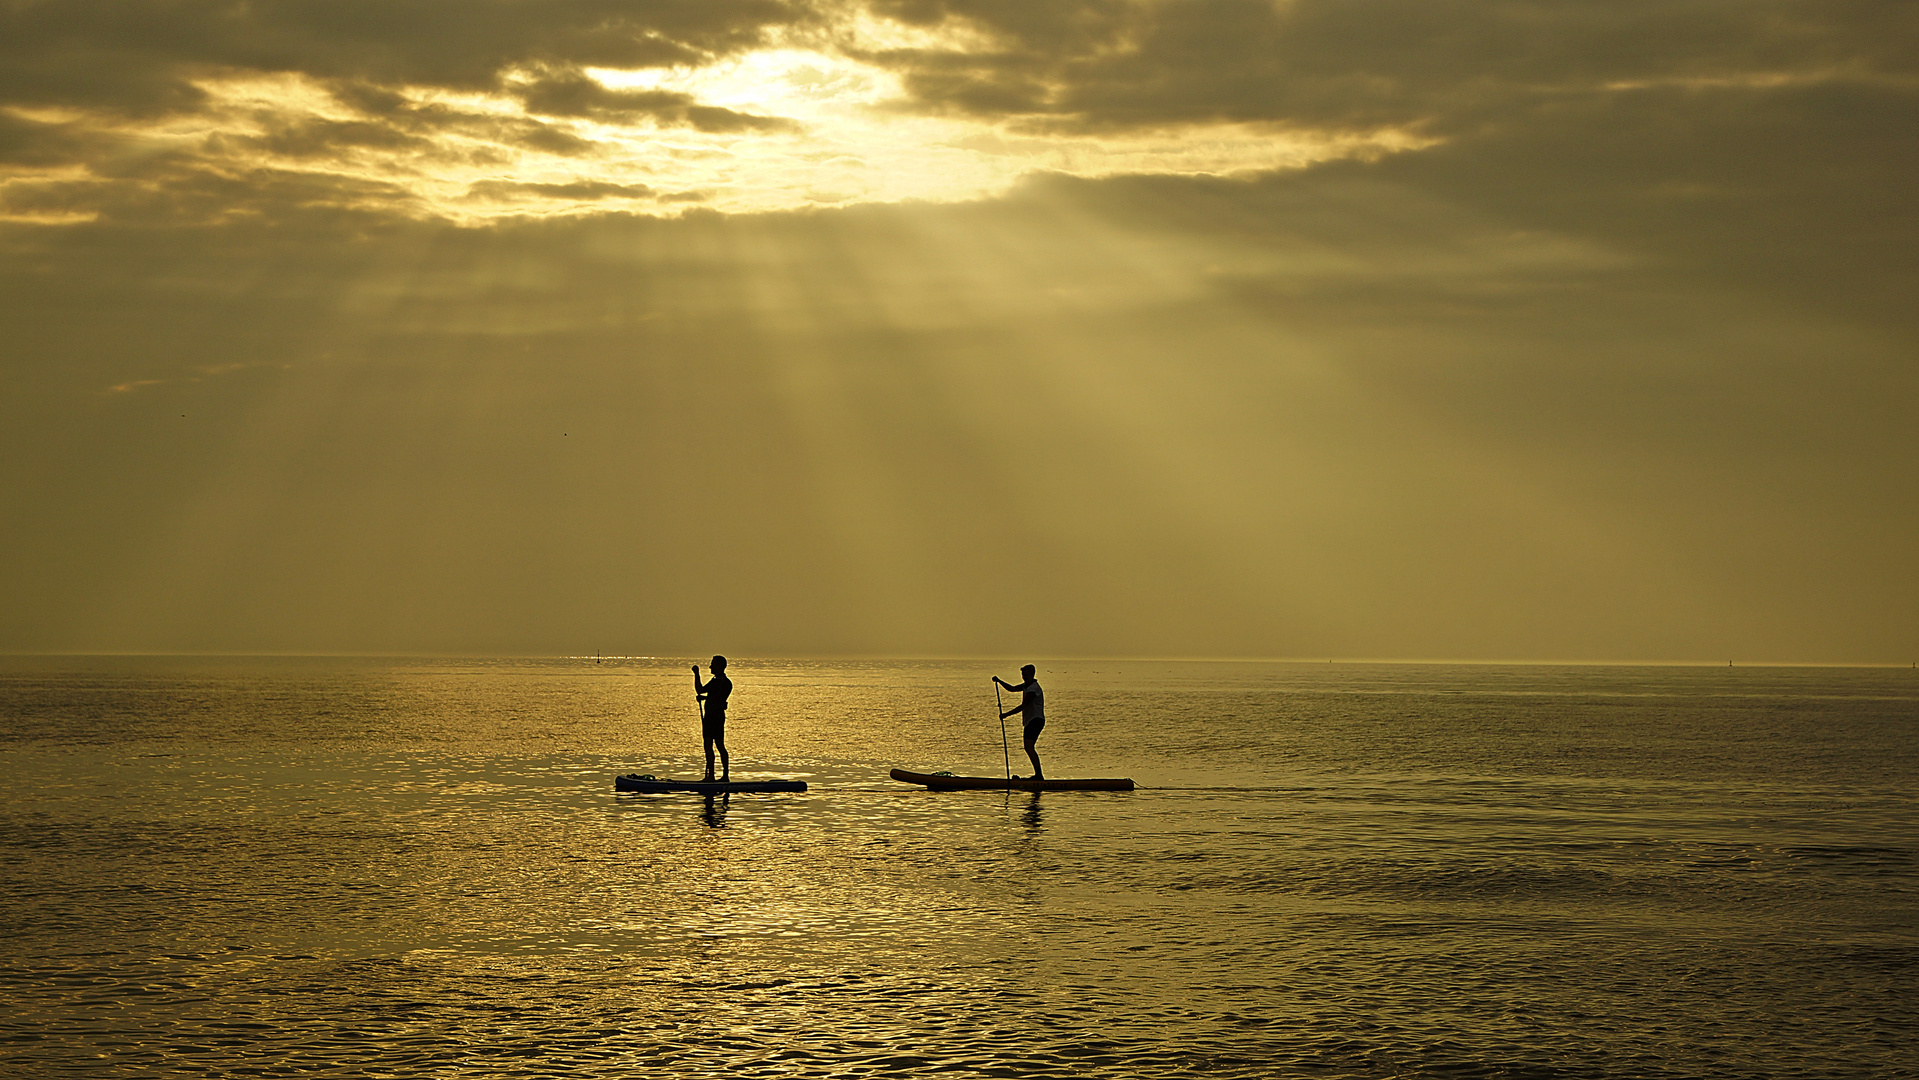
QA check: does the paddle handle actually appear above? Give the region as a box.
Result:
[995,682,1010,780]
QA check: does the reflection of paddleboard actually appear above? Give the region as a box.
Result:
[614,775,806,793]
[889,768,1134,792]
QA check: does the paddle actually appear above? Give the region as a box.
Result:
[995,681,1011,781]
[691,664,707,779]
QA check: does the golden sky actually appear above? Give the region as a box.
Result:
[2,0,1915,661]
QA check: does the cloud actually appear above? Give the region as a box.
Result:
[239,115,435,159]
[4,1,1912,332]
[466,178,657,202]
[5,2,1913,137]
[0,0,798,113]
[516,70,695,119]
[0,2,1410,220]
[856,0,1919,133]
[0,0,826,216]
[514,68,804,132]
[0,111,108,167]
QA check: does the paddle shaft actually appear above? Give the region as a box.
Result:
[995,682,1010,780]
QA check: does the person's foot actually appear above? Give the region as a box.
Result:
[702,774,715,782]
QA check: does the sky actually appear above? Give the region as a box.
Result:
[1,0,1914,662]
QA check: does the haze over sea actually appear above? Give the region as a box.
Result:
[3,657,1915,1078]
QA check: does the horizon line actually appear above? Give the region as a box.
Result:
[2,651,1913,669]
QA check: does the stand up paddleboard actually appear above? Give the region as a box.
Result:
[615,774,807,793]
[890,768,1134,792]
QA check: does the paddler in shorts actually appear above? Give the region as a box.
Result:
[692,655,732,782]
[993,664,1045,781]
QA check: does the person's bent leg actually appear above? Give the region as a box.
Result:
[1025,739,1043,780]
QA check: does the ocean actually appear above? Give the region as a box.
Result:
[3,657,1915,1078]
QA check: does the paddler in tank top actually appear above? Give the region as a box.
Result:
[692,655,732,782]
[993,664,1045,780]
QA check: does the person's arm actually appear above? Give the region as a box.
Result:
[1000,705,1022,719]
[692,665,706,699]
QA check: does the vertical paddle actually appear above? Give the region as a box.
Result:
[691,664,707,779]
[995,682,1011,781]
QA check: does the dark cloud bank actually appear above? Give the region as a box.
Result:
[2,1,1914,660]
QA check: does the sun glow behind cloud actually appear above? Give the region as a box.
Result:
[0,11,1430,225]
[583,43,1424,213]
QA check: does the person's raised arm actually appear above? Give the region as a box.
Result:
[692,665,706,698]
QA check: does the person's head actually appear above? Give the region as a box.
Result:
[712,655,727,671]
[1021,664,1035,679]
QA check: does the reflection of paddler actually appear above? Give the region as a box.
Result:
[700,791,729,829]
[692,655,732,782]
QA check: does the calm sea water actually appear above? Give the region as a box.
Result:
[2,657,1915,1078]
